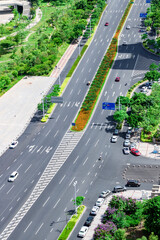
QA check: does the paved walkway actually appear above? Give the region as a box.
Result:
[84,190,152,240]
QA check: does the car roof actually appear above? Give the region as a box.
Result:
[128,180,138,182]
[11,171,18,175]
[81,226,88,231]
[114,185,123,188]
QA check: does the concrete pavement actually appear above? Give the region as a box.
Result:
[84,190,152,240]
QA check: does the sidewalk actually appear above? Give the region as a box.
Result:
[84,190,152,240]
[0,39,78,156]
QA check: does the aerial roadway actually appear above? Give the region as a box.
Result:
[0,0,160,239]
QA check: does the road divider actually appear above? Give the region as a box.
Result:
[71,0,134,131]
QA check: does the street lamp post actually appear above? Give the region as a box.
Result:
[41,92,45,117]
[73,181,77,214]
[58,67,61,86]
[78,39,81,56]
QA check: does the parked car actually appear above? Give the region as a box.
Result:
[126,180,141,187]
[123,139,130,147]
[78,226,88,237]
[115,77,120,82]
[84,216,94,226]
[90,206,99,215]
[123,147,130,155]
[127,127,132,134]
[105,22,109,26]
[129,142,136,149]
[96,198,104,207]
[100,190,111,198]
[130,148,141,156]
[125,133,131,139]
[8,171,19,182]
[123,41,127,45]
[113,129,119,135]
[126,25,130,29]
[87,81,91,86]
[113,185,127,193]
[9,140,18,149]
[111,135,118,143]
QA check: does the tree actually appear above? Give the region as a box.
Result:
[114,229,126,240]
[144,70,160,82]
[149,63,158,71]
[72,196,85,207]
[143,196,160,235]
[116,96,130,107]
[141,33,148,40]
[149,232,158,240]
[113,110,128,123]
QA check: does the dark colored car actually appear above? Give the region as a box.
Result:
[126,180,141,187]
[130,148,141,156]
[113,129,119,135]
[105,22,109,26]
[115,77,120,82]
[84,216,94,226]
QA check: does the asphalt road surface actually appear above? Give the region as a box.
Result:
[0,0,160,239]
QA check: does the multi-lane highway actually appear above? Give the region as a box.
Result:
[0,0,160,239]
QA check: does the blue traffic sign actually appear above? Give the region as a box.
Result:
[146,0,151,3]
[102,102,115,110]
[72,123,76,126]
[140,13,147,18]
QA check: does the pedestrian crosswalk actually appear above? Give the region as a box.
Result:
[0,130,84,240]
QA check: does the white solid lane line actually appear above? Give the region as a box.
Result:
[94,139,99,147]
[17,163,22,171]
[83,157,88,166]
[35,223,44,235]
[25,164,32,173]
[56,115,60,122]
[59,175,66,184]
[63,115,68,122]
[24,221,32,233]
[85,138,90,146]
[69,177,75,186]
[0,184,5,191]
[7,185,14,195]
[53,198,61,209]
[43,197,50,207]
[54,130,59,138]
[73,155,79,164]
[70,89,73,95]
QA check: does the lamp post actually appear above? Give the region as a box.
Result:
[58,67,61,86]
[41,92,45,117]
[78,39,81,56]
[73,181,77,214]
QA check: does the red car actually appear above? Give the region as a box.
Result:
[105,22,109,26]
[130,148,141,156]
[115,77,120,82]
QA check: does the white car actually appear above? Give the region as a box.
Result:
[8,171,19,182]
[78,226,88,237]
[123,41,127,46]
[96,198,104,207]
[9,141,18,149]
[126,25,130,29]
[111,135,118,143]
[123,139,130,147]
[141,86,148,93]
[100,190,111,198]
[123,147,130,155]
[90,206,99,215]
[127,127,132,134]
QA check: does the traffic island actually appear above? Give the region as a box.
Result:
[58,205,85,240]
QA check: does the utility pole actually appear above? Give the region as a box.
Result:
[73,181,77,214]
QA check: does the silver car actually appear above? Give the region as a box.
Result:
[8,171,19,182]
[123,147,130,154]
[111,135,118,143]
[123,139,130,147]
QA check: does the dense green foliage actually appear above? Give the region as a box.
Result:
[94,196,160,240]
[143,196,160,235]
[94,196,144,240]
[0,0,105,93]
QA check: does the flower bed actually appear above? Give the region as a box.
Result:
[72,1,133,131]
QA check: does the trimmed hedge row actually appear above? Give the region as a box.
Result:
[72,0,134,131]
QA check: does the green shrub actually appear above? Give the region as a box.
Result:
[114,229,126,240]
